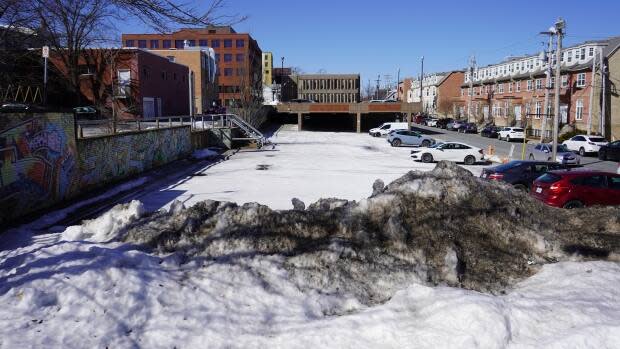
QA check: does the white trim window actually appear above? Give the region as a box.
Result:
[498,83,504,94]
[527,80,533,91]
[576,73,586,87]
[561,76,569,88]
[576,99,584,120]
[535,79,543,90]
[516,81,521,92]
[535,101,542,119]
[504,102,509,118]
[508,82,513,93]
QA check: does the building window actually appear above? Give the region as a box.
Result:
[461,88,464,97]
[125,40,135,47]
[199,39,208,47]
[535,101,542,119]
[576,73,586,87]
[187,40,196,47]
[589,47,594,57]
[498,83,504,94]
[567,51,572,63]
[163,40,171,49]
[508,82,513,93]
[150,40,159,48]
[174,40,184,49]
[224,39,232,48]
[224,68,233,76]
[561,75,568,87]
[211,39,220,47]
[576,99,584,120]
[224,54,232,62]
[527,80,533,91]
[215,54,220,62]
[236,39,245,48]
[580,48,586,60]
[535,79,543,90]
[236,53,244,62]
[117,69,131,96]
[549,77,555,88]
[138,40,147,48]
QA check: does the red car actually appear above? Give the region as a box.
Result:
[530,169,620,208]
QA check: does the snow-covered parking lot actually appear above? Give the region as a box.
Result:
[1,125,620,349]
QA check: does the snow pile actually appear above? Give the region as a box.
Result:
[191,148,220,160]
[61,200,145,242]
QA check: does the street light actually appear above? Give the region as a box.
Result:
[280,56,285,102]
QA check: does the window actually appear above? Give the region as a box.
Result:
[498,83,504,93]
[527,80,533,91]
[163,40,171,49]
[576,99,584,120]
[199,39,208,47]
[211,39,220,47]
[138,40,147,48]
[609,176,620,190]
[549,77,555,88]
[118,69,131,96]
[125,40,135,47]
[236,53,244,62]
[580,48,586,60]
[461,88,464,97]
[561,76,568,87]
[236,39,245,48]
[576,73,586,87]
[516,81,521,92]
[567,50,572,63]
[150,40,159,48]
[535,79,543,90]
[224,68,233,76]
[535,101,542,119]
[589,47,594,57]
[224,54,232,62]
[236,68,245,76]
[174,40,184,49]
[215,54,220,62]
[224,39,232,48]
[508,82,513,93]
[187,40,196,47]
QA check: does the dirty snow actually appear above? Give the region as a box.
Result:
[191,148,220,160]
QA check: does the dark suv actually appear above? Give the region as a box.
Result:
[481,161,573,191]
[436,118,453,129]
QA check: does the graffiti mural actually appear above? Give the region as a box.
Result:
[0,114,79,225]
[77,127,191,189]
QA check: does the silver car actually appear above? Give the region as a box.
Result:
[387,130,436,147]
[528,143,581,164]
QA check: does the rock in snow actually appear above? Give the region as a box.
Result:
[123,161,620,304]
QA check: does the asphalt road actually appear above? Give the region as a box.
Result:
[410,123,619,173]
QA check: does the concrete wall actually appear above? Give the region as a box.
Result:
[191,128,232,150]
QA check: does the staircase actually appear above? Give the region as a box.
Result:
[222,114,266,148]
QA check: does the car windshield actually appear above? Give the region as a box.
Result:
[430,142,444,148]
[494,162,524,172]
[512,128,524,132]
[556,144,570,152]
[536,173,562,184]
[589,137,606,142]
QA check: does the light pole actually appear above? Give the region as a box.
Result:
[420,56,424,112]
[280,56,284,102]
[551,18,565,161]
[396,68,400,101]
[539,30,554,142]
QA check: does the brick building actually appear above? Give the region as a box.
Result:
[262,52,273,86]
[453,39,613,138]
[296,74,360,103]
[50,48,189,119]
[604,38,620,140]
[398,78,413,102]
[409,71,465,116]
[151,47,218,115]
[121,26,262,107]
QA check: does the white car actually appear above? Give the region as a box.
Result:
[369,122,409,137]
[425,118,438,127]
[411,142,484,165]
[562,135,608,156]
[497,127,525,141]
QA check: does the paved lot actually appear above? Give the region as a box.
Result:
[410,123,619,173]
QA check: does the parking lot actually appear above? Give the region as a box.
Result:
[409,123,619,173]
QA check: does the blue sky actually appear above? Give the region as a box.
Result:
[120,0,620,87]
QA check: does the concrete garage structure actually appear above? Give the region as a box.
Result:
[276,102,420,132]
[295,74,361,103]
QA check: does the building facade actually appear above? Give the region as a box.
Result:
[151,47,217,115]
[604,38,620,140]
[121,26,262,107]
[398,78,413,102]
[409,71,464,116]
[50,48,190,119]
[296,74,360,103]
[453,39,611,138]
[262,52,273,86]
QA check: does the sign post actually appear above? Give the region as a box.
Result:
[42,46,49,106]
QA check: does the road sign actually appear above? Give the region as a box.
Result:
[42,46,49,58]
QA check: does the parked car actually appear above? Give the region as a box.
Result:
[289,99,316,103]
[597,140,620,162]
[528,143,581,165]
[73,106,100,119]
[1,103,30,112]
[425,118,438,127]
[497,127,525,141]
[481,160,573,191]
[446,120,466,131]
[387,130,435,147]
[480,125,501,138]
[436,118,454,129]
[411,142,484,165]
[530,169,620,208]
[562,135,608,156]
[457,122,478,133]
[369,99,397,103]
[369,122,409,137]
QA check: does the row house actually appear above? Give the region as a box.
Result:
[409,71,465,116]
[455,38,618,138]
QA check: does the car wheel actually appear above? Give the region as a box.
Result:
[513,184,527,192]
[579,147,586,157]
[392,139,401,147]
[563,200,584,209]
[421,153,433,163]
[464,155,476,165]
[421,140,431,147]
[598,149,606,161]
[506,135,511,142]
[529,154,535,160]
[547,157,552,161]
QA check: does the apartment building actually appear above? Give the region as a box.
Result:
[604,38,620,140]
[262,52,273,86]
[409,71,465,116]
[151,47,218,115]
[455,38,615,138]
[121,26,262,107]
[398,78,413,102]
[296,74,360,103]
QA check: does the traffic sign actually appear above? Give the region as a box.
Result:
[42,46,49,58]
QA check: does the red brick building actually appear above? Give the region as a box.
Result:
[50,48,190,119]
[454,39,609,138]
[121,26,262,107]
[409,71,465,116]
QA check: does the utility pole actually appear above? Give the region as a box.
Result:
[419,56,424,112]
[468,56,476,122]
[539,32,554,142]
[600,47,607,137]
[551,18,565,161]
[280,56,285,102]
[42,46,49,106]
[396,68,400,101]
[375,75,381,100]
[587,48,597,135]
